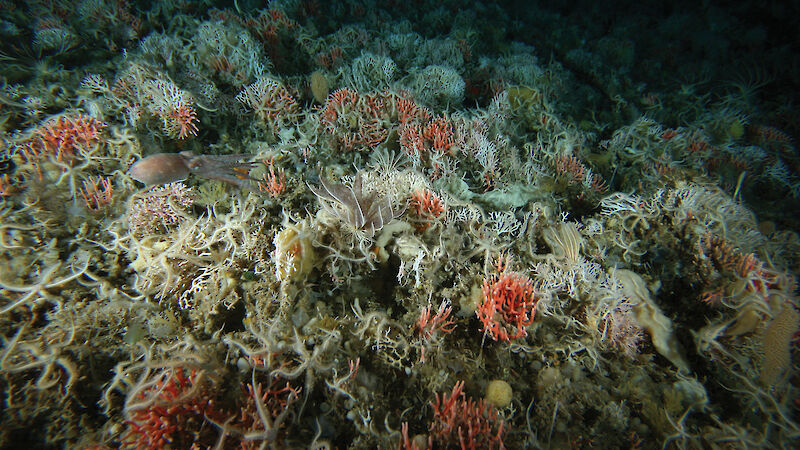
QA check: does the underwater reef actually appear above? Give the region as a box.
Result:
[1,0,799,448]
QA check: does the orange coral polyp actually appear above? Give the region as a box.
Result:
[34,114,106,159]
[410,189,445,219]
[478,271,537,341]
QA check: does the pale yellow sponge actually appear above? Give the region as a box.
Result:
[759,302,799,386]
[485,380,513,408]
[273,216,316,283]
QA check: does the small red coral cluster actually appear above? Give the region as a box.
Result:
[553,154,608,195]
[695,232,784,306]
[478,267,538,342]
[29,113,106,162]
[321,87,389,151]
[429,381,505,449]
[416,302,455,341]
[236,78,299,129]
[123,367,223,449]
[396,97,458,176]
[1,114,108,201]
[123,367,300,449]
[169,104,199,139]
[399,114,457,157]
[258,157,287,197]
[402,381,506,450]
[319,89,460,173]
[143,79,199,140]
[79,175,114,210]
[409,188,445,232]
[415,302,456,363]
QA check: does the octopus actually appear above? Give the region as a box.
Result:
[128,151,257,187]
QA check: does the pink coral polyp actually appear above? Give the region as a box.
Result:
[478,271,537,341]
